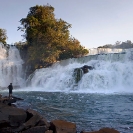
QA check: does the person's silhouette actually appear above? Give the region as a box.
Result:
[7,83,13,99]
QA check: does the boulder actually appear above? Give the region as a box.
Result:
[0,97,8,103]
[22,109,43,129]
[74,68,83,83]
[0,127,14,133]
[45,130,53,133]
[11,109,49,133]
[21,126,46,133]
[73,65,94,83]
[0,103,27,127]
[0,112,10,129]
[50,120,76,133]
[0,95,23,105]
[82,65,94,70]
[26,108,42,116]
[23,114,42,129]
[81,65,94,74]
[37,118,50,130]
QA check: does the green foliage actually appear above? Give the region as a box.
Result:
[59,37,88,59]
[0,28,7,44]
[18,4,88,67]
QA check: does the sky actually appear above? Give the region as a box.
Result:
[0,0,133,48]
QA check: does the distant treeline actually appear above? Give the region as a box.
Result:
[98,40,133,49]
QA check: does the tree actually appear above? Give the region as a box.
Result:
[0,28,7,44]
[18,4,88,67]
[59,37,88,59]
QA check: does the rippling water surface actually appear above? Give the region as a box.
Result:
[2,91,132,133]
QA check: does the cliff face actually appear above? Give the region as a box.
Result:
[17,46,34,79]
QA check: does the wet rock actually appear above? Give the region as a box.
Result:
[0,95,23,106]
[82,65,94,70]
[22,109,43,129]
[74,68,83,83]
[0,127,14,133]
[0,115,10,129]
[45,130,53,133]
[81,65,94,74]
[0,103,27,127]
[27,108,42,116]
[12,96,24,100]
[21,126,46,133]
[24,113,42,129]
[37,118,50,130]
[0,97,8,103]
[50,120,76,133]
[73,65,94,83]
[10,108,47,132]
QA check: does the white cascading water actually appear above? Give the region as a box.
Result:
[0,43,24,88]
[26,48,133,93]
[1,42,133,93]
[88,48,125,55]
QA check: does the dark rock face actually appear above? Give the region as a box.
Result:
[37,118,50,129]
[50,120,77,133]
[21,126,46,133]
[74,65,94,83]
[0,96,23,105]
[81,65,94,74]
[45,130,53,133]
[0,103,50,133]
[0,103,27,127]
[23,109,43,129]
[0,94,50,133]
[74,68,84,83]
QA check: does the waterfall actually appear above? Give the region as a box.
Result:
[27,48,133,93]
[1,42,133,93]
[0,43,24,88]
[88,48,125,55]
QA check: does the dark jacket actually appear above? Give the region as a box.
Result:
[8,85,13,93]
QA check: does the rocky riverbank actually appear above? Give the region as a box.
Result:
[0,94,120,133]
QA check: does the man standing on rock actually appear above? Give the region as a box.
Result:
[8,83,13,99]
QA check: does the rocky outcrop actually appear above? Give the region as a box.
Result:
[21,126,47,133]
[0,103,27,132]
[50,120,76,133]
[74,65,94,83]
[0,95,23,106]
[74,68,84,83]
[0,102,50,133]
[81,65,94,74]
